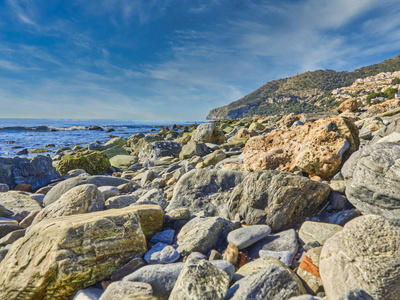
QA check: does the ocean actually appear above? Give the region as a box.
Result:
[0,118,202,158]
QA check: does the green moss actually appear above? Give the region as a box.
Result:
[56,150,110,177]
[29,148,52,153]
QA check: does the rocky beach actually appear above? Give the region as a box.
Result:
[0,75,399,300]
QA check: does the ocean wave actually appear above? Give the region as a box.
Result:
[0,125,89,132]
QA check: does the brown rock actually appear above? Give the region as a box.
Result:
[277,113,302,129]
[244,116,359,179]
[14,183,32,192]
[336,98,358,113]
[110,257,146,281]
[19,210,41,227]
[0,207,148,300]
[367,99,400,115]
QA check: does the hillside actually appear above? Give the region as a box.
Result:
[207,55,400,120]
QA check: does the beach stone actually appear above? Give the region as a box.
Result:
[227,257,306,299]
[140,170,160,186]
[248,229,298,259]
[289,296,323,300]
[0,224,24,239]
[376,132,400,144]
[30,184,105,227]
[117,182,137,193]
[342,142,400,224]
[35,185,53,195]
[0,183,9,192]
[43,175,132,206]
[134,188,168,210]
[64,169,89,179]
[166,169,246,217]
[320,209,360,226]
[0,207,148,300]
[30,193,45,204]
[123,262,185,299]
[0,217,18,225]
[329,180,346,194]
[0,228,25,246]
[0,191,42,214]
[330,191,352,211]
[209,249,222,260]
[144,242,180,264]
[56,150,110,177]
[202,149,227,167]
[105,195,137,209]
[139,141,182,161]
[109,155,138,169]
[299,221,343,245]
[99,281,153,300]
[320,215,400,300]
[227,171,330,231]
[170,257,229,300]
[296,247,323,294]
[102,145,129,159]
[165,208,191,221]
[259,250,294,266]
[19,210,41,227]
[110,257,146,281]
[73,287,103,300]
[210,260,235,281]
[0,203,13,218]
[179,140,210,159]
[244,116,359,179]
[151,229,175,244]
[186,252,207,261]
[104,137,126,147]
[177,216,232,256]
[0,155,61,190]
[98,185,119,200]
[359,128,372,140]
[338,288,374,300]
[336,98,358,113]
[14,183,32,192]
[191,122,225,144]
[227,225,271,250]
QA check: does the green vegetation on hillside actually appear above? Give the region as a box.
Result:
[208,55,400,119]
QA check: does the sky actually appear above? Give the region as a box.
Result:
[0,0,400,120]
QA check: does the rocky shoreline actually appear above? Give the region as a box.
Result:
[0,98,400,299]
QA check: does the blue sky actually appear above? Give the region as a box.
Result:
[0,0,400,120]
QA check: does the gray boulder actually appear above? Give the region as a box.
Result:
[191,122,225,144]
[227,225,271,250]
[342,143,400,224]
[43,175,132,206]
[0,191,42,214]
[99,281,153,300]
[139,141,182,161]
[320,215,400,300]
[144,242,180,264]
[226,257,306,299]
[176,217,232,256]
[169,258,229,300]
[227,171,330,231]
[134,189,168,210]
[0,155,60,190]
[166,169,246,217]
[105,195,137,209]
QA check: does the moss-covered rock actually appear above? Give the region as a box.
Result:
[29,148,52,154]
[56,150,110,177]
[102,145,129,159]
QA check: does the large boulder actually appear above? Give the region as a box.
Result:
[336,98,358,113]
[43,175,132,206]
[227,257,306,299]
[342,143,400,224]
[0,156,60,190]
[371,114,400,143]
[320,215,400,300]
[0,207,148,300]
[138,141,182,161]
[169,258,229,300]
[179,140,210,159]
[227,171,330,231]
[244,116,359,179]
[166,169,246,217]
[102,145,129,159]
[176,217,232,256]
[56,150,110,177]
[109,155,138,169]
[0,191,42,214]
[191,122,225,144]
[30,184,105,227]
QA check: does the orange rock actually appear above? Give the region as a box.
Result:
[336,98,358,113]
[244,116,359,179]
[238,252,247,268]
[299,255,321,278]
[367,99,400,115]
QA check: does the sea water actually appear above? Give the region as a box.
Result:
[0,118,202,157]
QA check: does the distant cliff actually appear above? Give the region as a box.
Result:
[207,55,400,120]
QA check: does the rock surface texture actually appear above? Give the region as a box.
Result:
[0,207,148,300]
[342,142,400,224]
[244,116,359,179]
[320,215,400,300]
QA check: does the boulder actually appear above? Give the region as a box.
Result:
[0,207,148,300]
[135,189,168,210]
[0,156,60,190]
[244,116,359,179]
[0,191,42,214]
[176,217,232,256]
[166,169,246,217]
[139,141,182,161]
[227,225,271,250]
[227,257,306,299]
[99,281,153,300]
[104,137,126,147]
[299,221,343,245]
[0,224,24,239]
[342,143,400,224]
[56,150,110,177]
[170,258,229,300]
[102,145,129,159]
[43,175,132,206]
[227,171,330,231]
[370,115,400,143]
[30,184,105,227]
[202,149,227,167]
[191,122,225,144]
[109,155,138,169]
[336,98,358,113]
[179,140,210,159]
[105,195,137,209]
[0,228,25,246]
[320,215,400,300]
